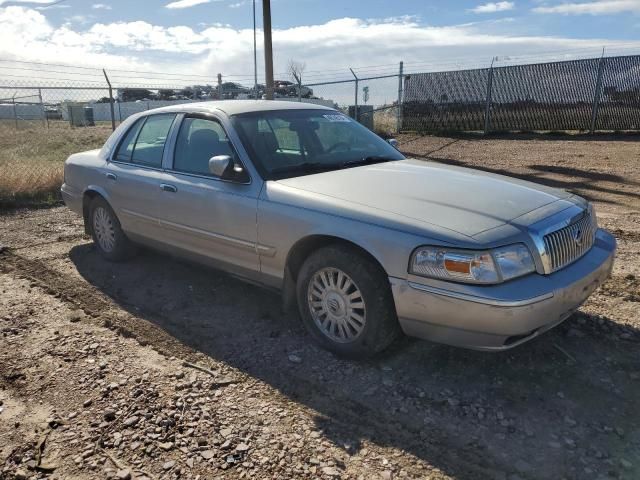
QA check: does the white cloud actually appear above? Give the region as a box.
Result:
[470,1,515,13]
[533,0,640,15]
[65,14,93,24]
[92,3,112,10]
[0,4,638,96]
[0,0,58,4]
[165,0,211,9]
[229,1,249,8]
[0,0,68,7]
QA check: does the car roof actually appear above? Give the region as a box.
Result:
[150,99,335,116]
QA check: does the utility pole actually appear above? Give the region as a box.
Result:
[262,0,274,100]
[253,0,258,95]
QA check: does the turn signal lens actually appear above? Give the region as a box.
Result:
[444,257,471,274]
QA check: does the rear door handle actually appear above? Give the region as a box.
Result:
[160,183,177,193]
[105,172,117,181]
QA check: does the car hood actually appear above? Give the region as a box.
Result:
[276,158,574,238]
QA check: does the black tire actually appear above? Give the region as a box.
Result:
[296,244,402,358]
[89,197,135,262]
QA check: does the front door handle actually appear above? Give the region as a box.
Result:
[160,183,177,193]
[105,172,117,181]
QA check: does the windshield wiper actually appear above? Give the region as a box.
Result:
[270,162,339,175]
[340,156,396,168]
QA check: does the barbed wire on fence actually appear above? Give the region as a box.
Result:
[0,48,639,136]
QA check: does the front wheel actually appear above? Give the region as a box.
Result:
[296,245,401,358]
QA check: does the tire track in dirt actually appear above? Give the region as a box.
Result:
[0,250,197,360]
[610,228,640,243]
[0,249,510,480]
[599,275,640,303]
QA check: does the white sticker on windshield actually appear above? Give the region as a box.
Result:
[323,114,351,122]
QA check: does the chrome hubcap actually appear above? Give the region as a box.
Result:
[93,206,116,253]
[307,267,366,343]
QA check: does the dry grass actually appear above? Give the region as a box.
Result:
[0,122,112,207]
[373,108,399,137]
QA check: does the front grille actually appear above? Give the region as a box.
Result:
[543,210,597,272]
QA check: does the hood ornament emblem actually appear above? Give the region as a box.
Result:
[573,228,583,246]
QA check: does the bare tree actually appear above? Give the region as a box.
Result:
[288,59,306,85]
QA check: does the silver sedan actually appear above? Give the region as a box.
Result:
[61,101,616,357]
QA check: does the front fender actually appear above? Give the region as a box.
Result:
[258,198,443,288]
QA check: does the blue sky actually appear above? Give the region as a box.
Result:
[14,0,636,38]
[0,0,638,88]
[19,0,638,39]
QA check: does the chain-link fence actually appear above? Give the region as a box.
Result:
[1,54,639,206]
[0,79,266,205]
[302,69,404,137]
[0,67,405,205]
[403,54,640,133]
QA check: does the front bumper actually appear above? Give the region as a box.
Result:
[390,229,616,350]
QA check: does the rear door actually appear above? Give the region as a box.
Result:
[154,114,262,278]
[104,113,177,240]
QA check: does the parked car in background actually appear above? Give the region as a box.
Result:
[61,101,615,357]
[44,107,62,120]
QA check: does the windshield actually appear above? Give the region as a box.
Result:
[231,109,405,179]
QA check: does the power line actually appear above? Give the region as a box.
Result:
[0,58,225,80]
[0,65,106,78]
[1,42,638,88]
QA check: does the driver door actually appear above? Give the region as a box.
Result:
[154,114,262,278]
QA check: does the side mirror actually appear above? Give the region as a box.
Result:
[387,138,399,150]
[208,155,245,180]
[209,155,232,177]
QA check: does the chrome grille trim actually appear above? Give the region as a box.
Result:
[542,209,597,272]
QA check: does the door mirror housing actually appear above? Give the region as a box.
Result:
[208,155,247,181]
[209,155,232,177]
[387,138,399,150]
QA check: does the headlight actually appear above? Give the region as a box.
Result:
[492,244,536,281]
[410,244,535,284]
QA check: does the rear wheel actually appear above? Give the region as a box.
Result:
[296,244,401,358]
[89,197,135,261]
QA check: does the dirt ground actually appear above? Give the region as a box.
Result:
[1,133,639,480]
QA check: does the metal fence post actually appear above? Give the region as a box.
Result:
[37,88,48,129]
[483,57,495,135]
[350,68,359,122]
[590,54,606,133]
[11,93,18,130]
[217,73,222,100]
[396,61,404,134]
[102,69,116,131]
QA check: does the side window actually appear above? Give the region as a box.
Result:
[131,114,176,167]
[114,118,144,162]
[173,117,236,176]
